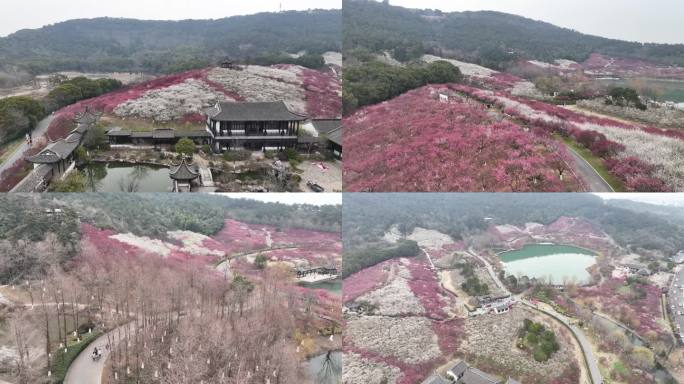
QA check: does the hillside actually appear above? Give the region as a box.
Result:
[38,63,340,142]
[344,0,684,68]
[0,193,342,384]
[342,193,684,256]
[0,9,341,77]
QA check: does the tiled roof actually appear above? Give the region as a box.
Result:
[153,129,175,139]
[312,119,342,134]
[326,125,342,146]
[205,101,307,122]
[26,133,81,163]
[462,368,501,384]
[169,158,199,180]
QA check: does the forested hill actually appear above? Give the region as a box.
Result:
[344,0,684,68]
[343,193,684,256]
[0,9,341,75]
[54,193,342,238]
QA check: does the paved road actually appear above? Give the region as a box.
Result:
[522,301,603,384]
[465,250,602,384]
[565,145,614,192]
[64,323,132,384]
[467,248,510,295]
[670,266,684,344]
[0,114,55,175]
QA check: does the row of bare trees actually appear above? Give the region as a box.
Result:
[3,234,316,383]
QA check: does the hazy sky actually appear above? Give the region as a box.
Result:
[387,0,684,44]
[595,193,684,206]
[0,0,341,37]
[220,193,342,206]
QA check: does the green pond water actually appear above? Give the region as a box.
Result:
[299,279,342,294]
[595,78,684,103]
[80,162,173,192]
[499,244,597,285]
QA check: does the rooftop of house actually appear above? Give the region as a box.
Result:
[169,158,199,181]
[461,368,501,384]
[311,119,342,135]
[326,125,342,146]
[106,128,211,139]
[447,360,469,377]
[26,132,82,164]
[204,101,307,122]
[422,374,449,384]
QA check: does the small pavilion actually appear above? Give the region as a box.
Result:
[169,158,199,192]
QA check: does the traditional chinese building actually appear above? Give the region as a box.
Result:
[169,158,200,192]
[18,109,101,191]
[106,128,212,149]
[204,101,306,152]
[311,119,342,159]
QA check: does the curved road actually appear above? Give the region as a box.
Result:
[0,114,55,175]
[467,248,603,384]
[522,301,603,384]
[565,145,614,192]
[64,323,133,384]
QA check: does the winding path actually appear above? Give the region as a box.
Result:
[0,114,55,175]
[64,323,133,384]
[467,248,603,384]
[521,300,603,384]
[564,145,614,192]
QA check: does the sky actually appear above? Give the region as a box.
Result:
[0,0,341,37]
[386,0,684,44]
[219,193,342,206]
[595,193,684,206]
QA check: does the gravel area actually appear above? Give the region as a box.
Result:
[298,160,342,192]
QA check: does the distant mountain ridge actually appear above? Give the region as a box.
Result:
[0,9,341,75]
[344,0,684,69]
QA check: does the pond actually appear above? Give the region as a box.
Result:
[595,77,684,104]
[299,279,342,294]
[80,162,173,192]
[307,351,342,384]
[499,244,597,285]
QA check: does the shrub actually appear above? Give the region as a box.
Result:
[49,171,87,192]
[284,148,300,163]
[254,254,268,269]
[223,150,252,162]
[175,138,196,156]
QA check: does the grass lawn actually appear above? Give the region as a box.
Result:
[0,138,24,163]
[555,134,627,192]
[100,116,203,132]
[50,330,103,384]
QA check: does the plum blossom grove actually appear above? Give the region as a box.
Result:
[344,85,581,192]
[445,84,677,191]
[0,64,340,191]
[343,257,463,384]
